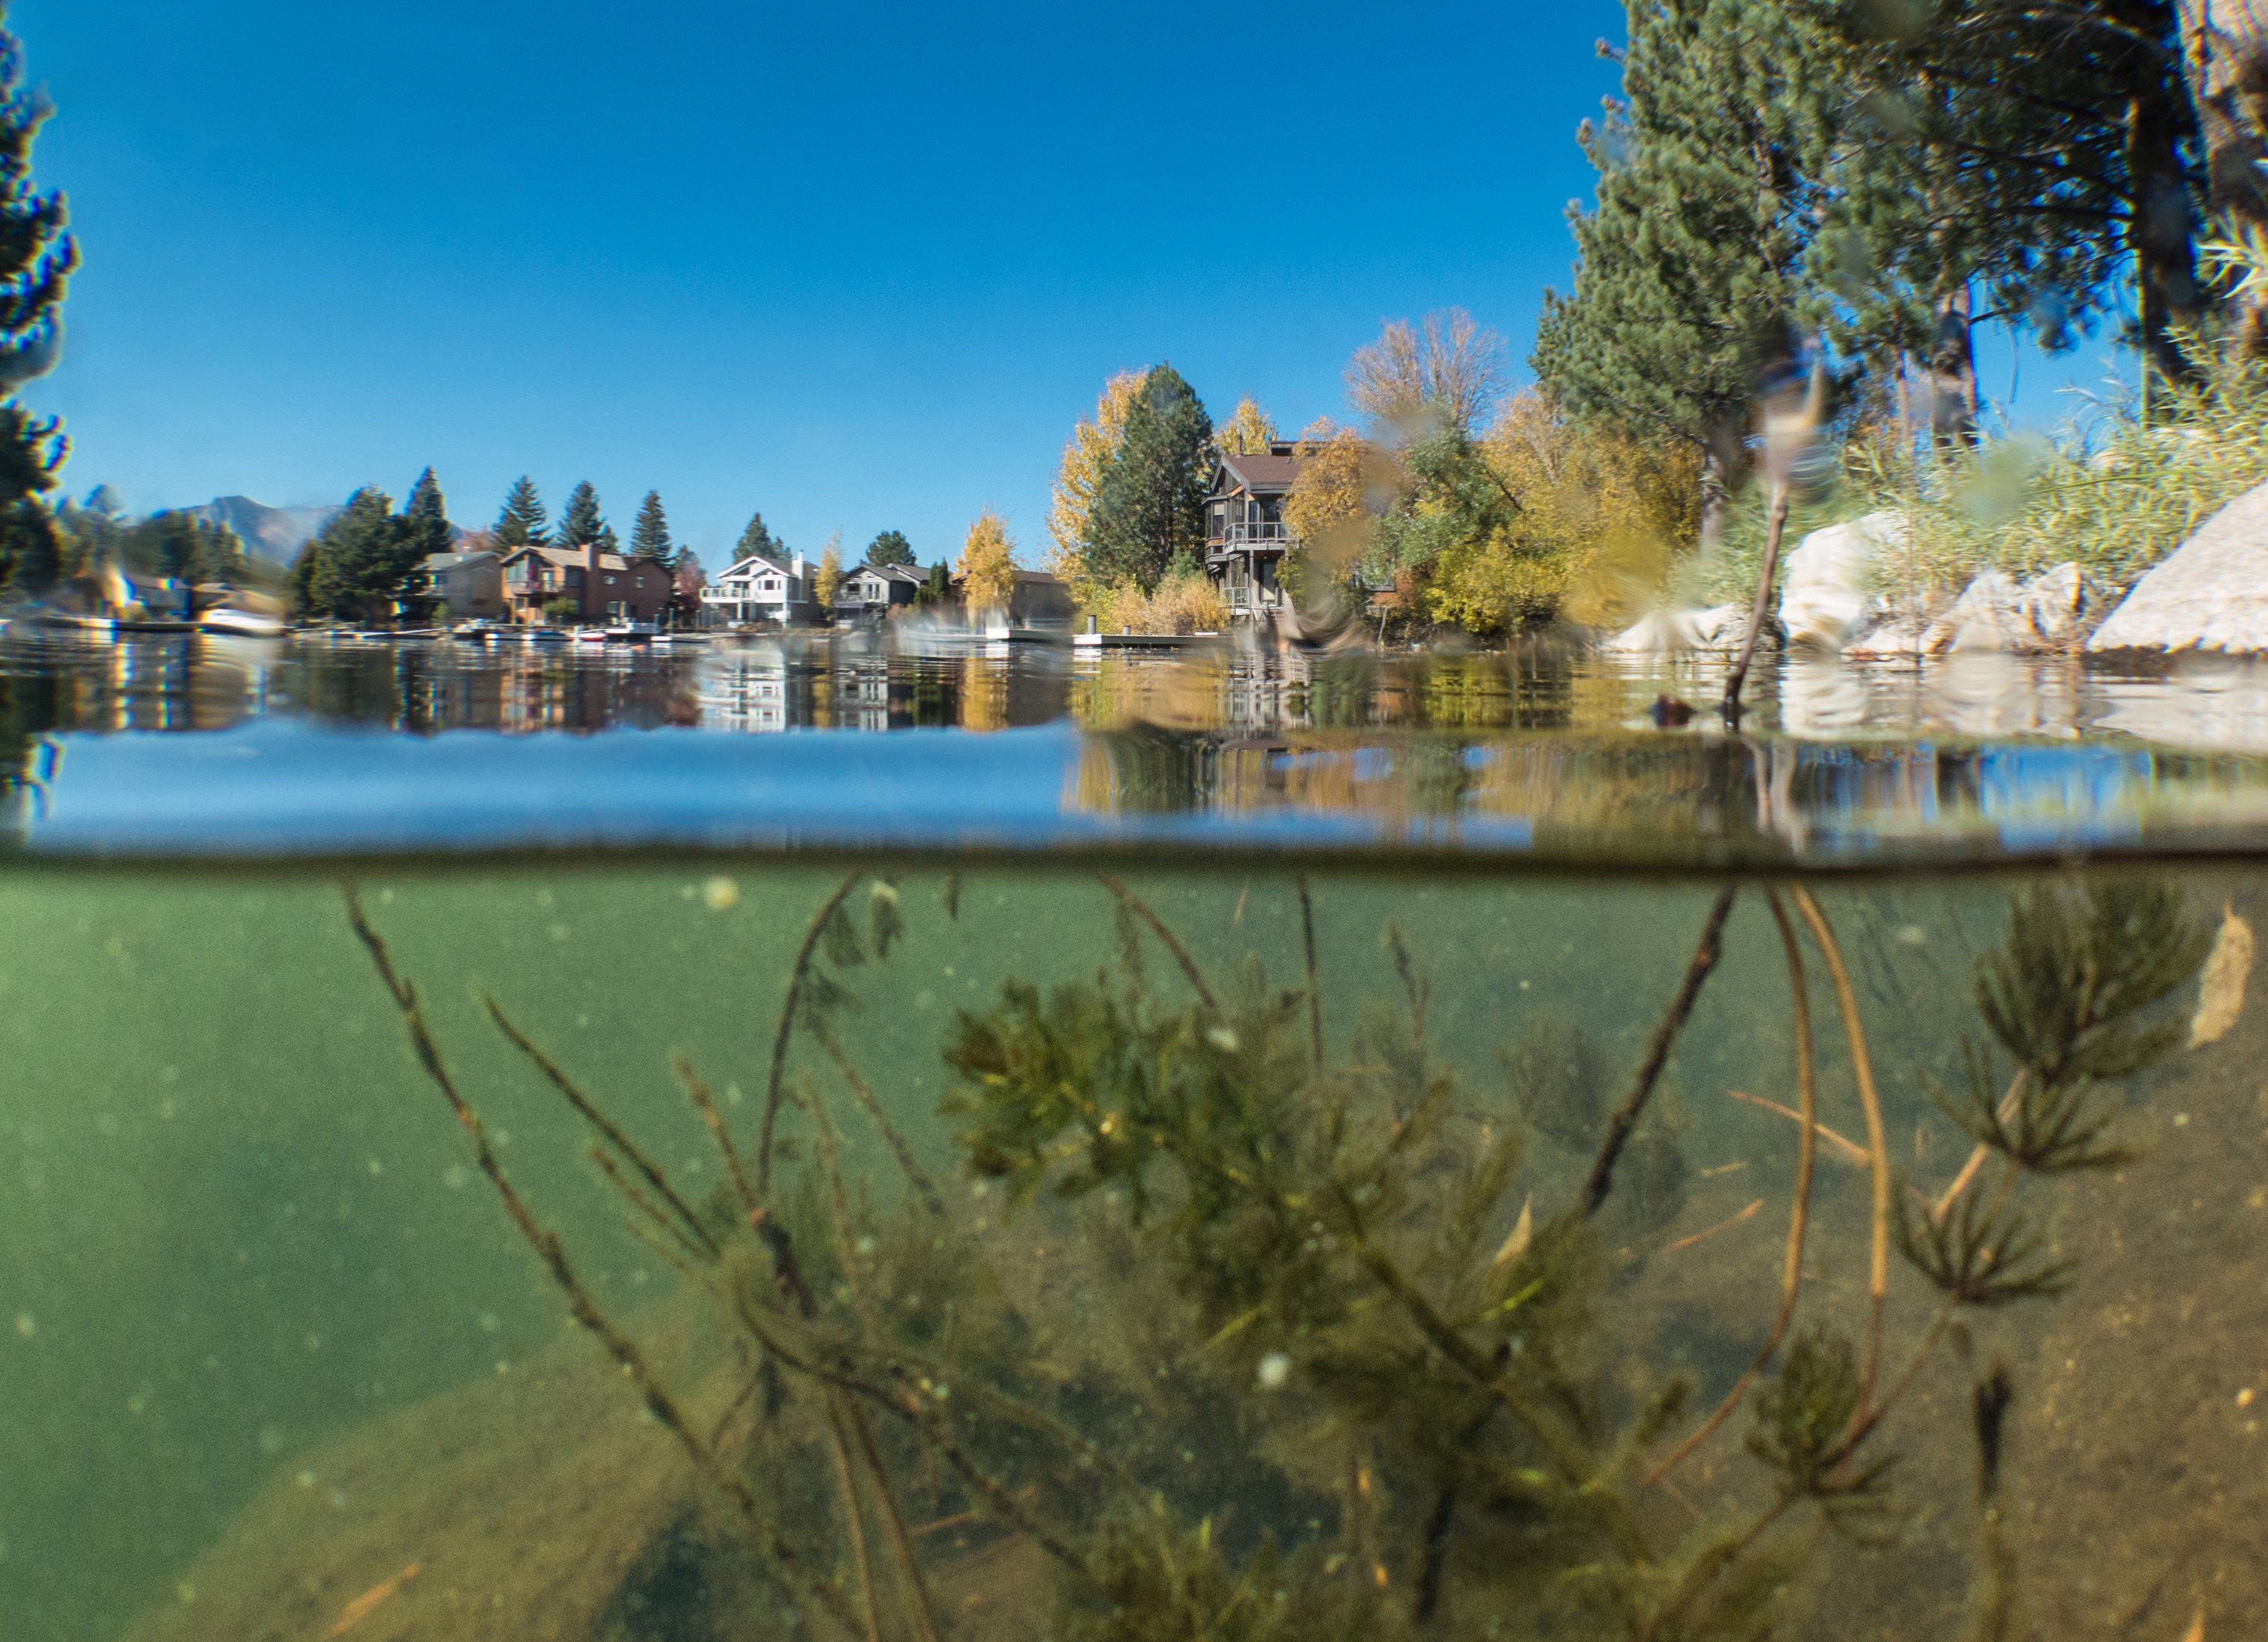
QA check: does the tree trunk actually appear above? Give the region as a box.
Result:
[1928,284,1980,451]
[2178,0,2268,352]
[2126,44,2204,383]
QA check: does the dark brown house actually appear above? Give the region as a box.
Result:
[500,544,674,626]
[1205,444,1302,620]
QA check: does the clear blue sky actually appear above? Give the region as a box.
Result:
[13,1,2116,570]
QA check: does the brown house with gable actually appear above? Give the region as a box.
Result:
[500,543,674,626]
[1205,443,1302,620]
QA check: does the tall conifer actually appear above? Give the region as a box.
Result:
[866,528,915,567]
[404,467,452,559]
[1083,364,1214,590]
[0,7,73,512]
[557,480,608,549]
[737,513,780,561]
[493,477,548,548]
[630,490,672,562]
[1532,1,1836,536]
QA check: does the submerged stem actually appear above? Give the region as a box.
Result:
[1646,887,1818,1487]
[1097,873,1221,1015]
[1297,874,1324,1072]
[760,872,866,1197]
[1790,885,1893,1422]
[1584,885,1739,1218]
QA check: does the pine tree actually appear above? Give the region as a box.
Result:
[866,528,915,567]
[1084,364,1214,590]
[630,490,672,562]
[493,477,548,549]
[0,13,75,510]
[1815,1,2196,397]
[308,488,424,624]
[404,467,452,559]
[556,480,608,549]
[1531,1,1838,535]
[736,512,781,562]
[0,498,57,593]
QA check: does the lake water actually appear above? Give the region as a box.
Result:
[4,630,2266,1642]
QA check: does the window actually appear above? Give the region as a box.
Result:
[605,575,617,586]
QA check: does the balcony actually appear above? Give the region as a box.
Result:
[1211,522,1294,547]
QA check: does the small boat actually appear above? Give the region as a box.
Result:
[525,627,568,645]
[200,605,287,639]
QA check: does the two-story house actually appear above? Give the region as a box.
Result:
[701,552,819,626]
[1205,444,1303,620]
[500,544,673,626]
[423,549,504,620]
[833,562,926,622]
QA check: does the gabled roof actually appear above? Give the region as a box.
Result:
[1214,451,1303,495]
[849,562,926,585]
[498,545,656,576]
[717,554,799,581]
[425,550,498,570]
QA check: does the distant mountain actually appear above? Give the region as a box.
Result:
[185,496,343,567]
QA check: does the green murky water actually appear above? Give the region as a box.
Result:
[4,861,2262,1642]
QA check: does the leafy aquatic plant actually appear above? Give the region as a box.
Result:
[343,864,2207,1642]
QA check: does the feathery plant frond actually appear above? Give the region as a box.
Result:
[1930,1043,2137,1175]
[1897,1176,2075,1309]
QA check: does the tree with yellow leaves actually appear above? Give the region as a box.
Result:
[958,510,1018,614]
[812,531,844,616]
[1214,395,1277,456]
[1283,422,1392,598]
[1046,369,1146,581]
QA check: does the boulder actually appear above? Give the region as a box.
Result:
[1842,561,2103,658]
[2089,480,2268,652]
[1600,602,1748,653]
[1778,511,1908,649]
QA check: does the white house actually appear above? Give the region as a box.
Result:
[702,552,818,626]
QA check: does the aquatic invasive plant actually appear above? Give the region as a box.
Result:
[344,865,2207,1642]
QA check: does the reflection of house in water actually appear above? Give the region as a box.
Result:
[698,649,816,733]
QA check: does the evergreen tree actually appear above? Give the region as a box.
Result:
[1532,1,1838,536]
[1083,364,1214,590]
[306,487,424,623]
[404,467,453,560]
[0,498,56,594]
[556,480,608,549]
[287,537,322,619]
[492,476,548,549]
[127,512,245,583]
[736,511,780,561]
[0,13,76,511]
[630,489,672,562]
[1813,1,2196,398]
[865,528,915,567]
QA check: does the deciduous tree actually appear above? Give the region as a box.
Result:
[1083,365,1212,590]
[1046,368,1146,576]
[958,510,1018,613]
[1347,311,1508,436]
[1214,394,1278,455]
[813,531,845,612]
[631,489,673,563]
[493,476,548,549]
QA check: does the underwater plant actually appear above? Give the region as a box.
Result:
[343,865,2207,1641]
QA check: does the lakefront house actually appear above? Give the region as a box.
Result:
[833,562,926,621]
[500,543,674,626]
[1205,444,1302,620]
[702,552,820,626]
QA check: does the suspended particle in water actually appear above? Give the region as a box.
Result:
[296,1468,315,1486]
[703,876,740,912]
[725,1081,744,1105]
[12,1312,31,1338]
[260,1426,287,1456]
[1256,1352,1292,1391]
[442,1165,470,1190]
[1896,925,1929,946]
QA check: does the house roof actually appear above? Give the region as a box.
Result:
[717,553,800,581]
[424,550,498,571]
[850,563,926,585]
[498,545,661,576]
[1215,452,1302,495]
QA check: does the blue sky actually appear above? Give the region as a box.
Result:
[13,1,2115,570]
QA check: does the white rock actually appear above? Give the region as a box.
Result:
[1779,511,1909,650]
[1841,614,1933,659]
[1600,602,1749,653]
[2016,561,2098,647]
[2089,480,2268,653]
